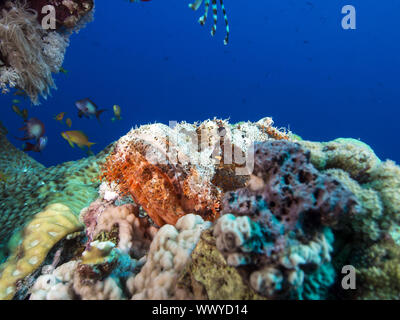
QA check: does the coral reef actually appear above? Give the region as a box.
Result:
[30,213,210,300]
[299,138,400,299]
[30,260,78,300]
[29,192,156,300]
[299,139,400,238]
[351,239,400,300]
[214,140,359,299]
[81,198,157,257]
[0,136,112,248]
[126,214,211,299]
[178,229,266,300]
[298,138,381,180]
[1,118,400,300]
[0,121,113,299]
[323,169,383,241]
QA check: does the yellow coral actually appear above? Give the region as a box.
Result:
[324,168,383,240]
[356,241,400,300]
[366,160,400,219]
[299,138,380,178]
[81,241,116,265]
[178,229,266,300]
[0,203,83,300]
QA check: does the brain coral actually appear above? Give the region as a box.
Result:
[0,203,83,299]
[298,137,400,299]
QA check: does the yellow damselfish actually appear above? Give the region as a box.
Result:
[61,130,95,149]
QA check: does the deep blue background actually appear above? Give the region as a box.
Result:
[1,0,399,166]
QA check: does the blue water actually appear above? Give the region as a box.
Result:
[1,0,399,167]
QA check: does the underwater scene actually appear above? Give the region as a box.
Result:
[0,0,399,301]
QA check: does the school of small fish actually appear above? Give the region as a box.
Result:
[8,88,123,156]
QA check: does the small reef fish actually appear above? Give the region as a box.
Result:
[61,130,96,150]
[66,118,72,128]
[12,99,20,104]
[13,89,27,98]
[23,136,48,153]
[54,112,66,122]
[75,98,106,121]
[12,105,28,120]
[59,67,68,74]
[12,105,22,117]
[17,118,45,141]
[12,105,22,116]
[112,105,122,122]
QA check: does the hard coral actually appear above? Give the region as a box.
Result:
[126,214,212,299]
[299,138,381,180]
[224,140,360,232]
[0,203,83,300]
[81,199,157,258]
[0,129,112,299]
[178,229,266,300]
[30,260,78,300]
[73,241,138,300]
[30,197,157,300]
[215,140,360,299]
[324,168,383,241]
[30,242,140,300]
[351,239,400,300]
